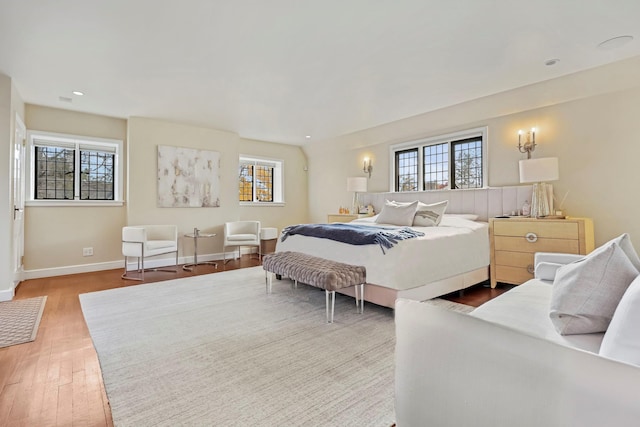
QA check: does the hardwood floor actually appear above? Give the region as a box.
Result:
[0,258,509,426]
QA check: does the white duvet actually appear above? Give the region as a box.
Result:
[276,215,489,291]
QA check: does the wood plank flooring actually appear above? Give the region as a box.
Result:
[0,257,509,426]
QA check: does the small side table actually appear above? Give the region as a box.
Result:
[183,228,217,271]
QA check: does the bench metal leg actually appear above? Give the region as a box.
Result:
[325,290,335,323]
[354,283,365,314]
[265,271,273,294]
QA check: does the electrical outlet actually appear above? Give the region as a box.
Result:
[83,247,94,257]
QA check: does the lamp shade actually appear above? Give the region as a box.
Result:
[519,157,559,183]
[347,176,367,192]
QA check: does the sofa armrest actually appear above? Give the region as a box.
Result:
[534,252,584,281]
[394,299,640,427]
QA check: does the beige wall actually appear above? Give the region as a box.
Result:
[24,105,128,270]
[304,57,640,247]
[127,117,308,260]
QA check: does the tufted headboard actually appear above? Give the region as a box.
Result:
[360,186,533,222]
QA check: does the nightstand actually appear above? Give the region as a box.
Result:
[489,217,594,288]
[327,214,359,223]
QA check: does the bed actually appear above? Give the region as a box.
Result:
[276,186,533,308]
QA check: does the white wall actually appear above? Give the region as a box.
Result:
[304,56,640,246]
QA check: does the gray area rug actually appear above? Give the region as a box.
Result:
[425,298,475,314]
[0,296,47,348]
[80,267,396,427]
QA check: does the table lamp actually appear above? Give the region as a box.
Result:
[519,157,559,218]
[347,177,367,214]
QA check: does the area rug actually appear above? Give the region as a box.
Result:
[425,298,475,314]
[80,267,396,427]
[0,296,47,348]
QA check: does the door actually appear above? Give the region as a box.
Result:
[12,114,26,287]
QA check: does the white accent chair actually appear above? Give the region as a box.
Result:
[223,221,261,266]
[122,225,179,281]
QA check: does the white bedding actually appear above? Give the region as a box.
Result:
[276,215,489,291]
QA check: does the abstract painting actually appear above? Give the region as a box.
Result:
[157,145,221,207]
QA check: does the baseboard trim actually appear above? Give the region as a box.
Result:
[0,287,15,302]
[23,248,259,280]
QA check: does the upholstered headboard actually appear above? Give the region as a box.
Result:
[360,186,533,222]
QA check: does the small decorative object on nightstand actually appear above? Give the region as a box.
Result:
[489,217,594,288]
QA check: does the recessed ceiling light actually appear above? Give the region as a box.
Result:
[544,58,560,66]
[598,35,634,50]
[305,135,311,139]
[72,90,84,96]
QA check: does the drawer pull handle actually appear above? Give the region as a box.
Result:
[525,232,538,243]
[527,264,535,274]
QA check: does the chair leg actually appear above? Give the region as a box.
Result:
[121,256,143,281]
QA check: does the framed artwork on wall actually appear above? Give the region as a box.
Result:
[157,145,221,207]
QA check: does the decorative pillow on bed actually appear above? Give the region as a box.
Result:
[550,240,639,335]
[387,200,448,226]
[412,201,448,226]
[600,274,640,366]
[375,201,419,226]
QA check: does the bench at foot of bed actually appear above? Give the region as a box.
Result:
[262,251,366,323]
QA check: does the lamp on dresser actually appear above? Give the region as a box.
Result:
[519,157,559,218]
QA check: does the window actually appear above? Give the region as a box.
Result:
[27,131,123,205]
[391,127,487,192]
[239,156,284,204]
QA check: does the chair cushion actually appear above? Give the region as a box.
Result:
[227,234,258,242]
[146,240,177,250]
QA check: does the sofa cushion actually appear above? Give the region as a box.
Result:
[600,275,640,366]
[550,241,638,335]
[471,279,603,353]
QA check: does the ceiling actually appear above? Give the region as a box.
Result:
[1,1,639,145]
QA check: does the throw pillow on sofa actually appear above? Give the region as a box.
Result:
[550,240,638,335]
[600,274,640,366]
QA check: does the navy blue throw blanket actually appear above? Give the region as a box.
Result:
[280,223,425,254]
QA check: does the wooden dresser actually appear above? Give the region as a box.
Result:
[327,214,359,223]
[489,217,594,288]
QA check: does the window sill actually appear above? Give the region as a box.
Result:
[26,200,124,207]
[239,202,286,207]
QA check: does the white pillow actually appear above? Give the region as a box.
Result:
[600,275,640,366]
[388,200,448,226]
[413,201,448,226]
[609,233,640,271]
[550,241,638,335]
[375,201,419,226]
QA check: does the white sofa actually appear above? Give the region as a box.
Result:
[395,252,640,427]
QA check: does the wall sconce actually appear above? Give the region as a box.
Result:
[517,128,537,159]
[363,157,372,178]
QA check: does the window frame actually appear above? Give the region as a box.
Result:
[26,130,124,206]
[389,127,488,192]
[238,155,285,206]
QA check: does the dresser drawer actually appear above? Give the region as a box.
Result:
[494,250,534,267]
[494,236,580,254]
[493,221,578,239]
[495,265,533,285]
